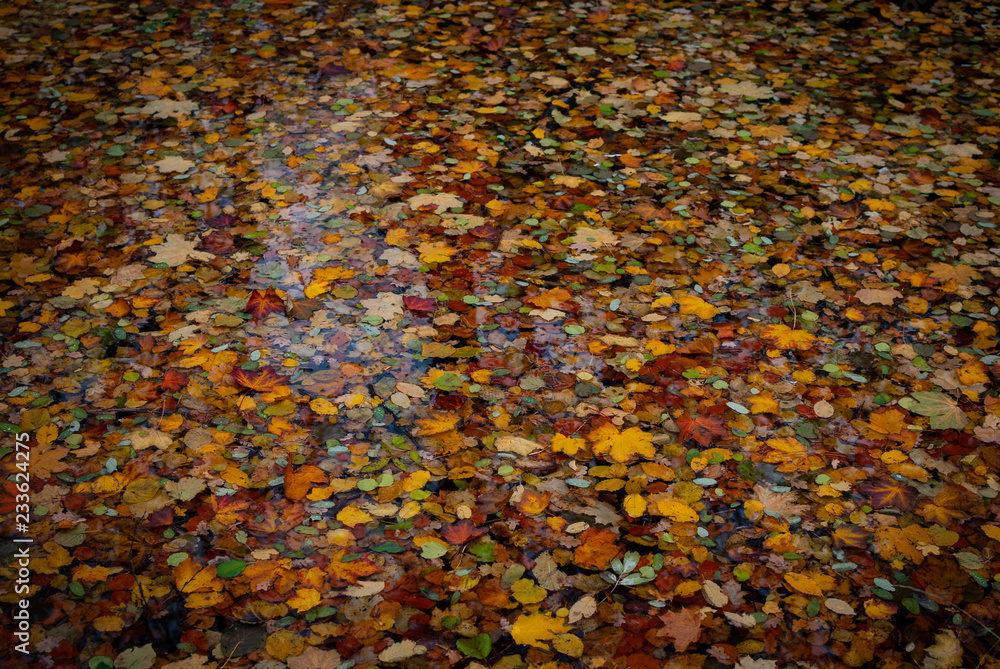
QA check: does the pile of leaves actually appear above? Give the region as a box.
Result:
[1,0,1000,668]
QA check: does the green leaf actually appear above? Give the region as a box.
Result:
[898,392,967,430]
[217,560,246,578]
[457,633,491,659]
[420,541,448,559]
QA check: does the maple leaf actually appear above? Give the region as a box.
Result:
[442,519,486,544]
[677,413,728,447]
[657,608,702,652]
[162,370,188,392]
[245,287,285,320]
[859,479,918,512]
[232,367,284,393]
[676,293,720,320]
[762,437,823,473]
[525,287,572,309]
[759,324,817,351]
[327,549,380,584]
[898,391,968,430]
[510,613,570,650]
[588,423,654,463]
[828,199,863,218]
[147,234,215,266]
[320,62,352,77]
[749,484,809,519]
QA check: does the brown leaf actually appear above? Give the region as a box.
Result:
[658,607,702,652]
[859,479,918,512]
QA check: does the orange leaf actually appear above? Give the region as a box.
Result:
[784,573,822,596]
[284,464,327,501]
[573,528,620,569]
[232,367,284,393]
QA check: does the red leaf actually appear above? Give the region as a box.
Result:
[206,213,239,228]
[676,413,728,447]
[246,287,285,320]
[442,519,486,545]
[321,63,352,76]
[469,224,499,239]
[859,479,918,512]
[403,296,437,312]
[162,370,188,392]
[232,367,285,393]
[201,230,236,255]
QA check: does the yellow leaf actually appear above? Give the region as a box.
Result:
[588,424,655,463]
[957,361,989,386]
[304,279,331,298]
[511,613,570,650]
[640,462,675,481]
[652,498,699,522]
[336,506,373,528]
[552,634,584,658]
[511,579,547,604]
[417,242,458,264]
[404,471,431,492]
[646,340,675,356]
[760,324,817,350]
[983,526,1000,542]
[863,599,898,620]
[309,398,339,415]
[749,393,779,414]
[623,494,646,517]
[287,587,321,612]
[265,630,306,662]
[384,228,410,246]
[220,467,249,488]
[552,433,584,455]
[880,449,908,465]
[175,559,222,594]
[784,572,823,596]
[675,293,719,320]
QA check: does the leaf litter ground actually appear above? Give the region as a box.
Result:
[1,1,1000,668]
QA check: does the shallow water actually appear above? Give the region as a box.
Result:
[1,1,1000,668]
